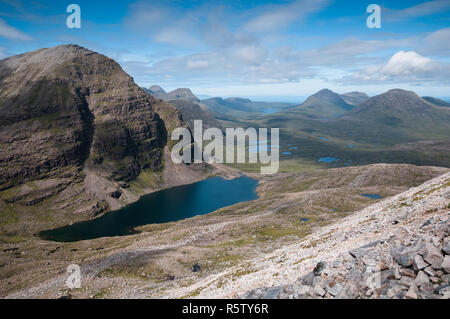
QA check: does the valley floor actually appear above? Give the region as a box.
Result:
[1,164,449,299]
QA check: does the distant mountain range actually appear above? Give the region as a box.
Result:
[262,88,450,146]
[143,85,222,132]
[200,96,293,118]
[143,86,200,102]
[143,83,450,152]
[422,96,450,108]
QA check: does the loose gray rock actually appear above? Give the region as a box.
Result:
[263,286,282,299]
[422,243,445,269]
[443,242,450,255]
[412,254,429,271]
[301,271,315,286]
[415,271,430,287]
[442,255,450,273]
[326,283,343,296]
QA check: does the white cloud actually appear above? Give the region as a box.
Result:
[231,45,268,65]
[186,59,209,70]
[421,27,450,55]
[384,0,450,21]
[0,18,32,41]
[381,51,434,76]
[344,51,450,83]
[244,0,330,32]
[123,1,201,47]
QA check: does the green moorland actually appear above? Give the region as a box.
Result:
[213,93,450,172]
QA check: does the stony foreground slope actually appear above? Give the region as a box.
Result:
[174,171,450,299]
[2,164,447,299]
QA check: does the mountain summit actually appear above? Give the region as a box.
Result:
[295,88,354,118]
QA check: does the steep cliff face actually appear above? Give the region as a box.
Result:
[0,45,206,219]
[0,45,167,187]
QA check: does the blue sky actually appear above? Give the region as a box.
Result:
[0,0,449,101]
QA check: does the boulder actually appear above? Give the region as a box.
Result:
[442,255,450,273]
[405,286,418,299]
[326,283,343,296]
[421,243,444,269]
[301,272,315,286]
[349,241,382,258]
[443,242,450,255]
[415,271,430,287]
[263,286,282,299]
[412,254,429,271]
[313,262,327,276]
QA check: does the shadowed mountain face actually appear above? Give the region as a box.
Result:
[292,89,355,118]
[0,45,176,190]
[422,96,450,108]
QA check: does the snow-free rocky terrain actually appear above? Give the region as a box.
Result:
[5,168,448,299]
[186,171,450,299]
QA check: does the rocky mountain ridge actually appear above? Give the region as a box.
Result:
[145,86,200,102]
[0,45,210,222]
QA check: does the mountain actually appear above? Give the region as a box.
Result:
[350,89,449,124]
[0,45,208,218]
[143,85,221,132]
[166,88,199,102]
[328,89,450,144]
[422,96,450,107]
[144,86,199,102]
[291,89,354,118]
[340,91,369,106]
[147,85,166,97]
[168,99,224,132]
[256,88,450,166]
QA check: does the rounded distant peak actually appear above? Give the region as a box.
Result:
[385,88,416,96]
[166,88,199,102]
[149,85,166,94]
[311,88,341,98]
[307,88,345,102]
